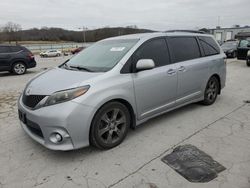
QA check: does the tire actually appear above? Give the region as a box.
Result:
[57,53,61,57]
[12,62,27,75]
[233,51,237,58]
[90,102,131,150]
[201,76,219,105]
[247,59,250,67]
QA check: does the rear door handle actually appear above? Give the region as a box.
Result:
[178,66,186,72]
[167,69,176,75]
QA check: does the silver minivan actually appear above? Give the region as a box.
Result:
[18,32,226,150]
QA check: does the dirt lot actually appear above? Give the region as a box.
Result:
[0,57,250,188]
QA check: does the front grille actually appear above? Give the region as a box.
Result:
[22,94,46,108]
[26,119,44,138]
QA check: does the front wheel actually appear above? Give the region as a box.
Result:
[233,51,237,58]
[12,62,27,75]
[90,102,130,150]
[201,76,219,105]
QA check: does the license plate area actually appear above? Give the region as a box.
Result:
[18,110,27,124]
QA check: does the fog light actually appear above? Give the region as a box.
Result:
[49,133,63,144]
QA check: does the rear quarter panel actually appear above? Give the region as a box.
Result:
[207,54,226,89]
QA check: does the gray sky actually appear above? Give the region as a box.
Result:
[0,0,249,31]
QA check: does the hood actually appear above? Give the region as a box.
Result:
[25,68,102,95]
[221,46,236,52]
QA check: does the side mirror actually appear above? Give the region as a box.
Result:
[136,59,155,71]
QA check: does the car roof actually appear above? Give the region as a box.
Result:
[103,32,213,41]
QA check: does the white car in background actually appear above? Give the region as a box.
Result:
[40,50,62,58]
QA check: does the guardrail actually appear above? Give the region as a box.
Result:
[23,42,93,53]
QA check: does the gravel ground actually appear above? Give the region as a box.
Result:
[0,57,249,188]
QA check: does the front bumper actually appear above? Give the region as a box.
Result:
[224,51,235,58]
[18,95,96,151]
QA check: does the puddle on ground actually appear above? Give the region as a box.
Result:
[162,145,226,183]
[0,92,21,114]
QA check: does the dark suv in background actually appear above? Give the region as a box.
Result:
[247,50,250,67]
[0,45,36,75]
[237,39,250,60]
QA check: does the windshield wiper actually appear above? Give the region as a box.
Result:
[62,63,71,70]
[69,65,93,72]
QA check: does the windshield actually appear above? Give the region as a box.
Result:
[221,41,237,48]
[65,39,139,72]
[239,40,250,48]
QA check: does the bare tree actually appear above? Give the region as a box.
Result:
[2,22,22,43]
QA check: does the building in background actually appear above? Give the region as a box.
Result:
[209,26,250,43]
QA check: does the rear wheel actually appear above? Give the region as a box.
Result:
[12,62,26,75]
[201,76,219,105]
[247,59,250,67]
[90,102,130,149]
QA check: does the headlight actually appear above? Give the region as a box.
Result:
[45,86,90,106]
[247,50,250,56]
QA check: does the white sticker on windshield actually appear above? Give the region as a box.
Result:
[110,47,126,52]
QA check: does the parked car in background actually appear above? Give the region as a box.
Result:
[221,40,238,58]
[217,40,223,46]
[18,32,226,150]
[0,45,36,75]
[237,39,250,60]
[40,50,62,58]
[247,50,250,67]
[71,47,84,54]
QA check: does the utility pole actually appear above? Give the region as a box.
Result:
[217,16,221,27]
[78,26,88,44]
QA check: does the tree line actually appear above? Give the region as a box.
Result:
[0,22,153,43]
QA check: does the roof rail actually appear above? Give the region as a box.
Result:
[165,30,205,34]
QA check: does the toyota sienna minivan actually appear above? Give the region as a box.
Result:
[18,32,226,150]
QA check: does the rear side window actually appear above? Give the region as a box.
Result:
[10,46,22,52]
[21,46,31,53]
[199,36,220,56]
[133,38,170,67]
[0,46,11,53]
[168,37,201,63]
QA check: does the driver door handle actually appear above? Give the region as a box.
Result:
[167,69,176,75]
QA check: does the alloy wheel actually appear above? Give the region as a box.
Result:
[98,108,126,144]
[90,102,130,149]
[13,63,26,75]
[205,78,218,103]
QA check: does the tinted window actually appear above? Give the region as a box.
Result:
[168,37,201,62]
[0,46,11,53]
[239,40,250,48]
[133,38,170,67]
[199,36,220,56]
[10,46,22,52]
